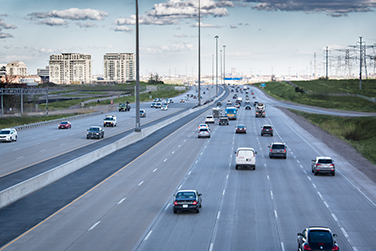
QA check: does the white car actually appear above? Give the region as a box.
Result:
[161,104,168,111]
[198,128,210,138]
[198,123,209,131]
[205,115,215,124]
[0,128,18,142]
[103,115,117,127]
[234,147,257,170]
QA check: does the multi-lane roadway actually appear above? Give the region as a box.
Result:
[1,85,376,251]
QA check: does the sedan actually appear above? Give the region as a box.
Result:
[161,104,168,111]
[235,124,247,134]
[150,102,156,108]
[245,105,252,110]
[297,226,339,251]
[311,157,335,176]
[86,126,104,139]
[198,128,210,138]
[173,190,202,214]
[180,99,185,103]
[198,123,209,131]
[58,121,71,129]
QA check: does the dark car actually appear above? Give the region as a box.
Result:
[219,116,229,125]
[297,226,339,251]
[173,190,202,213]
[151,102,156,108]
[261,125,273,136]
[58,121,71,129]
[86,126,104,139]
[268,142,287,159]
[245,105,252,110]
[235,124,246,134]
[140,109,146,117]
[118,103,131,112]
[253,101,259,106]
[216,101,222,106]
[311,157,336,176]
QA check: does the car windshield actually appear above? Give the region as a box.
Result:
[0,130,10,134]
[237,125,245,128]
[263,126,272,129]
[60,122,68,124]
[176,192,196,199]
[199,128,208,132]
[308,230,333,244]
[104,117,113,121]
[90,127,99,131]
[318,159,333,164]
[272,145,285,149]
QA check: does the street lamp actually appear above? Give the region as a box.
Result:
[135,0,141,132]
[215,35,219,96]
[223,45,226,85]
[198,0,201,106]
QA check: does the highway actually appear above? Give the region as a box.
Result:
[1,85,376,250]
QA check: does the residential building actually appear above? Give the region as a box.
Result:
[103,53,135,83]
[49,53,92,84]
[37,66,49,83]
[6,61,27,76]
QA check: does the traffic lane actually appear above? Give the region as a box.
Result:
[135,114,237,251]
[0,104,213,251]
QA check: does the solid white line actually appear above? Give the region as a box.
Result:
[153,168,158,172]
[331,213,338,222]
[138,181,144,186]
[117,198,126,204]
[164,203,170,210]
[88,221,100,231]
[209,243,214,251]
[144,230,152,240]
[217,211,221,219]
[178,185,182,189]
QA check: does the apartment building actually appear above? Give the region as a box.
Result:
[6,61,28,76]
[49,53,92,84]
[103,53,135,82]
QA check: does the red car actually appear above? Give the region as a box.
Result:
[235,124,246,134]
[58,121,71,129]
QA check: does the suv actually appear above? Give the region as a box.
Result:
[261,125,273,136]
[87,126,104,139]
[103,115,117,127]
[205,115,215,124]
[198,128,210,138]
[268,142,287,159]
[219,116,229,125]
[235,147,257,170]
[297,226,339,251]
[0,128,18,142]
[311,157,335,176]
[173,190,202,213]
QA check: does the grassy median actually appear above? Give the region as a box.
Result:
[0,114,81,129]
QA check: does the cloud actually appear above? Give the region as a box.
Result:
[112,26,133,32]
[191,22,223,28]
[113,0,233,28]
[38,18,68,26]
[230,24,238,28]
[0,32,13,39]
[242,0,376,17]
[76,21,96,28]
[0,17,17,29]
[29,8,108,21]
[142,43,194,54]
[33,47,57,54]
[4,45,12,49]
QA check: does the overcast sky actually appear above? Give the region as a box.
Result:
[1,0,375,77]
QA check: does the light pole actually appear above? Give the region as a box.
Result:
[215,35,219,96]
[198,0,201,106]
[135,0,141,132]
[220,49,222,85]
[223,45,226,85]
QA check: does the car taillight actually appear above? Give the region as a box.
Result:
[316,164,321,167]
[330,164,335,167]
[303,243,311,250]
[270,149,273,152]
[174,201,178,205]
[331,244,339,251]
[284,149,286,152]
[192,201,197,205]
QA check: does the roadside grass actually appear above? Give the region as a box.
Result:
[262,81,376,112]
[290,109,376,164]
[49,90,77,95]
[0,114,80,129]
[38,98,94,110]
[62,94,89,97]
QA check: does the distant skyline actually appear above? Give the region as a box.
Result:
[1,0,375,77]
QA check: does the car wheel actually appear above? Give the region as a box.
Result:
[87,136,89,139]
[173,209,177,214]
[284,156,287,159]
[271,134,273,136]
[332,171,335,176]
[314,171,318,176]
[196,208,200,213]
[235,165,238,170]
[269,156,272,159]
[261,134,263,136]
[15,136,17,142]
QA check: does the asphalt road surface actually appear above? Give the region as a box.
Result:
[1,86,376,251]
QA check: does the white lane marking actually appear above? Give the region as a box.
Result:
[13,148,20,151]
[178,145,181,147]
[312,183,317,189]
[281,242,285,251]
[195,160,198,164]
[228,163,231,166]
[200,152,203,155]
[138,181,144,186]
[153,168,158,172]
[307,176,311,181]
[60,143,65,146]
[178,185,182,190]
[164,159,167,162]
[267,175,270,180]
[270,191,274,200]
[217,211,221,219]
[188,171,192,175]
[222,190,225,195]
[293,155,297,159]
[88,221,100,231]
[324,201,329,208]
[341,227,349,238]
[317,191,323,200]
[226,175,229,179]
[274,210,278,218]
[164,203,170,210]
[331,213,338,222]
[264,163,267,167]
[172,151,175,154]
[144,230,152,241]
[118,198,126,204]
[296,160,300,163]
[209,243,214,251]
[17,156,24,160]
[40,149,46,152]
[54,137,59,140]
[300,165,303,168]
[303,170,307,174]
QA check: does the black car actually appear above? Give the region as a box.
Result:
[245,105,252,110]
[268,142,287,159]
[253,101,259,107]
[297,226,339,251]
[219,116,229,125]
[261,125,273,136]
[173,190,202,213]
[216,101,222,106]
[86,126,104,139]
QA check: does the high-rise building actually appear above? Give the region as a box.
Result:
[49,53,92,84]
[103,53,135,82]
[6,61,27,76]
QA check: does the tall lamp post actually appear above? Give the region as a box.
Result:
[135,0,141,132]
[215,35,219,96]
[198,0,201,106]
[223,45,226,85]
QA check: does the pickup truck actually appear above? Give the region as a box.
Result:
[219,116,229,125]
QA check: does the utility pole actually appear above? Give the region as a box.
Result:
[325,46,329,80]
[215,35,219,96]
[198,0,201,106]
[220,50,222,85]
[314,52,316,79]
[223,45,226,85]
[135,0,141,132]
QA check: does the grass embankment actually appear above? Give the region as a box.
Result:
[290,110,376,165]
[0,114,80,129]
[262,79,376,112]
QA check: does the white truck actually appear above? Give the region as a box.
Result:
[235,147,257,170]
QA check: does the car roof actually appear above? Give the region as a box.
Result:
[1,128,14,131]
[271,142,284,145]
[177,189,197,193]
[307,226,331,231]
[237,147,255,151]
[316,156,332,160]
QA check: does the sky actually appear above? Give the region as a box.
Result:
[1,0,376,78]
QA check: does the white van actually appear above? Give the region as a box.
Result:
[234,147,257,170]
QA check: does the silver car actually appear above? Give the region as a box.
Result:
[268,142,287,159]
[198,128,210,138]
[311,157,335,176]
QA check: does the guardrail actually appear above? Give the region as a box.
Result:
[0,88,226,209]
